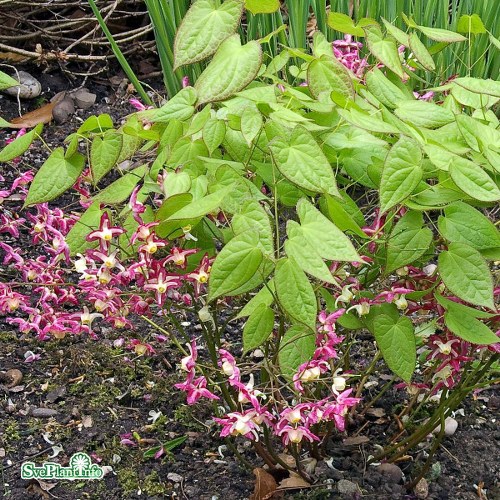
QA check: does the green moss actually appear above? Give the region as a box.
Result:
[1,420,20,450]
[117,468,140,497]
[142,470,167,496]
[173,404,205,431]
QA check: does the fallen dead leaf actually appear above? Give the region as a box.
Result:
[365,407,386,418]
[343,435,370,447]
[277,472,311,491]
[250,467,279,500]
[9,92,66,129]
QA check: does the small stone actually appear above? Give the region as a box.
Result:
[167,472,183,483]
[337,479,360,495]
[3,71,41,99]
[71,89,96,110]
[414,478,429,499]
[377,463,403,483]
[433,417,458,437]
[46,386,66,403]
[32,408,58,418]
[52,97,75,124]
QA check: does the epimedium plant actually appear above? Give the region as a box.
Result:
[1,4,500,485]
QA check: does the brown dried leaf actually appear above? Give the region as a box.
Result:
[342,435,370,447]
[277,472,311,490]
[365,407,386,418]
[250,467,278,500]
[9,92,66,129]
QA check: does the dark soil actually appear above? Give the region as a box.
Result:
[1,68,499,500]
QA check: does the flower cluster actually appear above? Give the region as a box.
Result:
[332,35,368,78]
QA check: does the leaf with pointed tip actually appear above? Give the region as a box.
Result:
[0,123,43,162]
[449,157,500,202]
[245,0,279,14]
[174,0,243,69]
[409,32,435,71]
[278,325,316,379]
[243,304,275,352]
[307,55,354,101]
[416,25,467,43]
[195,35,262,105]
[364,24,405,79]
[445,304,498,345]
[395,101,455,128]
[90,131,123,184]
[66,202,104,255]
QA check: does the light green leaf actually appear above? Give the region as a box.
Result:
[278,325,316,379]
[163,171,191,197]
[457,14,486,34]
[0,123,42,162]
[449,157,500,202]
[438,202,500,250]
[453,77,500,98]
[169,137,208,166]
[0,70,19,91]
[438,243,494,309]
[373,314,416,382]
[203,118,226,153]
[297,198,361,261]
[186,104,212,136]
[307,55,354,101]
[445,305,498,345]
[208,231,263,301]
[285,221,336,284]
[167,187,231,220]
[381,18,410,46]
[195,35,262,105]
[240,106,263,146]
[380,137,423,212]
[364,24,405,79]
[395,101,455,128]
[386,211,432,273]
[327,12,364,37]
[174,0,243,69]
[65,202,103,255]
[24,149,85,207]
[77,114,114,135]
[337,107,401,134]
[90,131,123,184]
[245,0,279,14]
[416,25,467,43]
[409,32,435,71]
[435,293,496,319]
[365,68,409,108]
[275,257,317,328]
[237,280,275,318]
[322,194,368,239]
[243,304,275,352]
[269,125,339,196]
[145,87,197,123]
[93,165,147,205]
[155,193,195,239]
[232,200,273,255]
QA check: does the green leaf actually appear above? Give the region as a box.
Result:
[365,68,409,108]
[416,26,467,43]
[373,314,416,382]
[395,101,455,128]
[167,187,231,220]
[208,231,263,301]
[453,77,500,98]
[174,0,243,69]
[269,125,339,197]
[143,435,187,459]
[203,118,226,153]
[381,18,410,46]
[243,304,275,352]
[285,221,336,284]
[0,70,19,91]
[0,124,42,162]
[337,108,401,135]
[145,87,197,123]
[232,200,274,255]
[434,293,496,319]
[444,305,498,345]
[275,257,317,328]
[194,35,262,105]
[408,32,435,71]
[245,0,279,14]
[297,198,360,261]
[449,157,500,202]
[93,165,147,205]
[24,149,85,207]
[386,211,433,273]
[438,202,500,250]
[457,14,486,35]
[327,12,366,37]
[155,193,195,239]
[380,137,423,213]
[322,194,368,239]
[65,202,103,255]
[364,24,405,79]
[438,243,494,309]
[240,106,263,146]
[307,55,354,102]
[278,325,316,379]
[77,114,114,135]
[90,131,123,184]
[237,280,275,319]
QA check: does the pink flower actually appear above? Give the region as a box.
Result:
[218,349,240,382]
[175,373,219,405]
[277,425,320,445]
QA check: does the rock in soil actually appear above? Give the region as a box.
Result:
[433,416,458,436]
[414,477,429,499]
[337,479,361,495]
[32,408,58,418]
[2,71,41,99]
[376,463,403,483]
[71,88,97,110]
